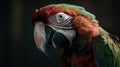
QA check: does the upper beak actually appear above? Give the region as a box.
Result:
[34,22,46,53]
[34,22,54,57]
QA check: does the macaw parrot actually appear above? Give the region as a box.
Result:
[32,4,120,67]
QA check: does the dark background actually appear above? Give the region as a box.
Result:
[1,0,120,67]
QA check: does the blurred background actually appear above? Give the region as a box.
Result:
[1,0,120,67]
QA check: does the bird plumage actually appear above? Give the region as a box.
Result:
[92,27,120,67]
[32,4,120,67]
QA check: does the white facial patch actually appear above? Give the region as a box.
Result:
[48,12,73,29]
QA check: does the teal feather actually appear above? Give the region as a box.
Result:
[92,27,120,67]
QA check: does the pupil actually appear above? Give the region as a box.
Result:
[59,15,63,18]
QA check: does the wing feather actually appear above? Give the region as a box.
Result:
[93,28,120,67]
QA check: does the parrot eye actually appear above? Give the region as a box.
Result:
[48,12,73,29]
[56,13,69,22]
[57,14,65,21]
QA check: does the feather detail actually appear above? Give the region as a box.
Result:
[92,28,120,67]
[101,34,120,67]
[72,16,99,44]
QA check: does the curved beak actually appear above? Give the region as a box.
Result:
[34,22,47,54]
[34,22,59,58]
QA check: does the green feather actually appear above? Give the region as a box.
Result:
[92,28,120,67]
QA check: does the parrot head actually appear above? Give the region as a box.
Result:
[32,4,99,56]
